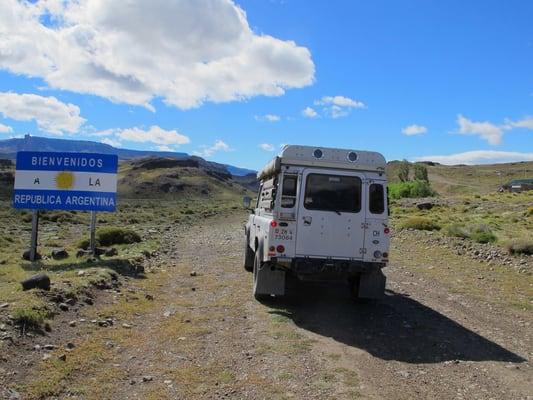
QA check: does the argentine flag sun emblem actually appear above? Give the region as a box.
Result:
[55,171,75,190]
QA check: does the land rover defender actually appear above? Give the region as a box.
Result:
[244,145,390,300]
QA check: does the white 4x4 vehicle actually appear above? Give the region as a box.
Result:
[244,145,390,300]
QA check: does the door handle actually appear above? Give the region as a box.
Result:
[302,216,312,225]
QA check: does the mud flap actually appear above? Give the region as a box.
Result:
[256,263,286,297]
[358,270,386,299]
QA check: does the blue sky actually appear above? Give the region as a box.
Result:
[0,0,532,169]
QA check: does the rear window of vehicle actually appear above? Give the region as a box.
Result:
[369,183,385,214]
[281,175,297,208]
[304,174,361,213]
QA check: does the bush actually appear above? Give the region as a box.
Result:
[388,180,436,200]
[468,224,497,244]
[96,227,141,246]
[77,227,141,248]
[400,217,440,231]
[505,240,533,255]
[444,223,470,238]
[12,307,50,330]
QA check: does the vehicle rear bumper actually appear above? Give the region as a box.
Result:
[273,257,386,280]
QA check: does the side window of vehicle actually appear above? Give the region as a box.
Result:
[369,183,385,214]
[281,175,297,208]
[255,184,263,209]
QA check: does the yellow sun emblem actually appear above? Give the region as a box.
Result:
[55,171,75,190]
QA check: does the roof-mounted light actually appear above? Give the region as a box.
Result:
[347,151,358,162]
[313,148,323,159]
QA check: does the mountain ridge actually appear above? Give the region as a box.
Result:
[0,135,256,176]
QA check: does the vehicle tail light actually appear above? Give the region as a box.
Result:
[382,252,389,258]
[276,245,285,253]
[269,246,275,252]
[384,227,390,234]
[373,250,382,258]
[270,220,278,228]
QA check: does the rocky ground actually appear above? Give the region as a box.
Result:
[0,212,531,399]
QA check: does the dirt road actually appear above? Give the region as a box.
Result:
[10,213,532,399]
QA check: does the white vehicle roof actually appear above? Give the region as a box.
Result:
[258,145,386,180]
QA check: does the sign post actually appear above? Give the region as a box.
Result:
[29,209,39,262]
[13,152,118,259]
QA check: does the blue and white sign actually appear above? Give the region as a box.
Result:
[13,152,118,212]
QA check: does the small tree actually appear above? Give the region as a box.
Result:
[414,164,429,182]
[398,160,410,182]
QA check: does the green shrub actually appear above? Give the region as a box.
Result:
[505,239,533,255]
[468,224,497,243]
[96,227,141,246]
[77,227,141,248]
[400,217,440,231]
[12,308,50,329]
[388,180,436,200]
[444,223,470,238]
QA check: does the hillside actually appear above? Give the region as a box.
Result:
[0,135,255,176]
[387,160,533,195]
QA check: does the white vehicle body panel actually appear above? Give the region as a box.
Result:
[295,168,366,259]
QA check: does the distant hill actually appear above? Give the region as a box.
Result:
[387,160,533,195]
[0,135,255,176]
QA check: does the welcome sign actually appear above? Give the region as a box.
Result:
[13,152,118,212]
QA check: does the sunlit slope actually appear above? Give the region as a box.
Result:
[387,161,533,195]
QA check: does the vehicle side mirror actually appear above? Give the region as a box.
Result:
[242,196,252,209]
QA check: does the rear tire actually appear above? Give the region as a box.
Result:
[243,236,254,272]
[253,250,268,300]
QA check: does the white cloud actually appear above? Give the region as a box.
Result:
[255,114,281,122]
[503,116,533,130]
[413,150,533,165]
[0,0,314,110]
[310,95,365,119]
[101,137,121,147]
[0,123,13,133]
[402,124,427,136]
[456,115,503,145]
[0,92,85,135]
[117,125,190,145]
[316,96,365,109]
[259,143,275,151]
[193,140,231,158]
[157,145,173,152]
[302,106,317,118]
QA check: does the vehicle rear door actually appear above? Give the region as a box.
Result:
[363,179,389,262]
[295,169,366,259]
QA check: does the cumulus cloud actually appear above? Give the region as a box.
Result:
[255,114,281,122]
[315,96,365,109]
[456,115,503,145]
[413,150,533,165]
[402,124,427,136]
[308,95,365,119]
[259,143,274,151]
[0,92,85,135]
[302,106,317,118]
[117,125,190,145]
[101,137,121,147]
[0,123,13,133]
[503,116,533,130]
[0,0,314,110]
[193,140,231,158]
[157,145,174,152]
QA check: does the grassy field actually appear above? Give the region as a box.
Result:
[387,160,533,195]
[0,158,252,336]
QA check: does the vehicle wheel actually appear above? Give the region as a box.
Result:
[243,236,254,272]
[253,250,268,300]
